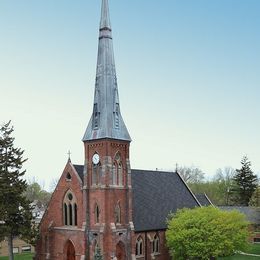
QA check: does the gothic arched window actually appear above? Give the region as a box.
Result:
[135,236,144,256]
[63,190,77,226]
[115,203,121,224]
[92,163,101,186]
[112,152,123,186]
[152,234,160,254]
[94,203,100,224]
[93,103,99,129]
[118,163,123,186]
[112,163,117,185]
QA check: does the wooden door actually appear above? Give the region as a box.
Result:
[66,240,75,260]
[116,241,126,260]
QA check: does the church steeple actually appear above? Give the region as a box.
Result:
[83,0,131,142]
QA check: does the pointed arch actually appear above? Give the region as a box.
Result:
[135,236,144,256]
[63,190,77,226]
[115,202,121,224]
[64,240,75,260]
[152,234,160,254]
[116,241,126,260]
[94,203,100,224]
[118,162,123,186]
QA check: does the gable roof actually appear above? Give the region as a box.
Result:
[131,169,200,232]
[73,164,84,182]
[195,193,213,207]
[72,166,200,232]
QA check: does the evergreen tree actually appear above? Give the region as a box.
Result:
[0,121,34,260]
[231,156,258,206]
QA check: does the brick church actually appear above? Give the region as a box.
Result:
[36,1,201,259]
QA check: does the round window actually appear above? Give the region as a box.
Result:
[68,193,73,200]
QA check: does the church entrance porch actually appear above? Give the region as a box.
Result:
[116,242,126,260]
[65,240,75,260]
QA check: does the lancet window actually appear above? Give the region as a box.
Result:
[92,163,102,186]
[135,236,144,256]
[93,103,99,129]
[63,190,77,226]
[115,203,121,224]
[112,152,123,186]
[152,234,160,254]
[94,203,100,224]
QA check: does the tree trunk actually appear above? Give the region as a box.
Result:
[7,234,14,260]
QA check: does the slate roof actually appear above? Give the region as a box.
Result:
[73,164,84,182]
[195,193,213,207]
[72,166,200,232]
[131,170,200,231]
[220,206,260,225]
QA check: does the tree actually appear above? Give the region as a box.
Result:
[178,166,205,183]
[0,121,35,260]
[231,156,258,206]
[166,207,249,260]
[249,186,260,207]
[213,167,235,206]
[24,180,51,208]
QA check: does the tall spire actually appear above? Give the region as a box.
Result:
[83,0,131,142]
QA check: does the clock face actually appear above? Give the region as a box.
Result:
[92,153,100,164]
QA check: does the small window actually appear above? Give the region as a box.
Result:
[254,237,260,243]
[13,247,19,254]
[136,236,144,256]
[22,246,31,252]
[95,204,100,224]
[68,193,73,201]
[93,103,99,129]
[114,103,120,129]
[66,173,72,180]
[152,235,160,253]
[115,203,121,224]
[118,163,123,186]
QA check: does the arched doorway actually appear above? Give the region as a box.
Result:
[116,241,126,260]
[65,240,75,260]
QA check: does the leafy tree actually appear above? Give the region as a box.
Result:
[249,186,260,207]
[178,166,205,183]
[24,180,51,208]
[166,207,249,260]
[231,156,258,206]
[0,121,35,260]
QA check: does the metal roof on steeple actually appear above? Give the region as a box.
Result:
[83,0,131,142]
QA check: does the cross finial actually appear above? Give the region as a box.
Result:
[67,150,71,162]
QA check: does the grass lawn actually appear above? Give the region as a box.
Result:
[0,253,34,260]
[218,254,260,259]
[218,243,260,259]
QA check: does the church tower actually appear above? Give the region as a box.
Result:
[83,0,133,259]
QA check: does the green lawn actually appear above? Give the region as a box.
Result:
[0,253,34,260]
[219,254,260,260]
[218,243,260,259]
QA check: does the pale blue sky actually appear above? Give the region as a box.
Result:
[0,0,259,189]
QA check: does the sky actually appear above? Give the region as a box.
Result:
[0,0,259,190]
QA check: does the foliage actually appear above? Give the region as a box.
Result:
[231,156,258,206]
[24,181,51,208]
[249,186,260,207]
[166,206,249,260]
[0,121,35,259]
[178,166,205,183]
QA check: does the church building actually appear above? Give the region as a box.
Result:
[36,1,200,259]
